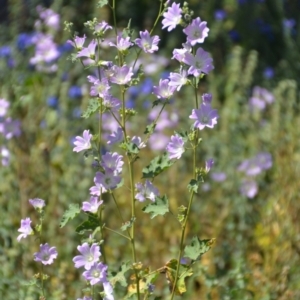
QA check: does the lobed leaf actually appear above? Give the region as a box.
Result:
[60,204,80,228]
[81,98,100,119]
[142,153,175,178]
[184,236,215,261]
[142,195,169,219]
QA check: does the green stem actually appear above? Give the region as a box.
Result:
[104,226,131,240]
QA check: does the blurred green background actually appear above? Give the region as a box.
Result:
[1,0,300,299]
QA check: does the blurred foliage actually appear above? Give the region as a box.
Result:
[1,0,300,299]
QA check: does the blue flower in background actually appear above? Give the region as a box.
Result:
[214,9,227,21]
[228,29,241,42]
[47,96,59,108]
[0,46,11,58]
[263,67,274,79]
[58,42,73,54]
[140,78,153,95]
[17,33,35,51]
[68,86,82,99]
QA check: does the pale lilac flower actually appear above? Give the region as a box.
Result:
[36,6,60,31]
[109,36,133,51]
[255,152,272,170]
[153,79,176,99]
[90,78,110,98]
[183,47,214,77]
[135,180,159,202]
[95,21,112,35]
[135,30,160,53]
[240,179,258,198]
[162,2,182,31]
[101,152,124,174]
[131,136,146,149]
[77,297,92,300]
[1,146,10,166]
[73,243,101,270]
[169,68,188,91]
[68,35,86,50]
[189,103,219,130]
[34,243,58,265]
[103,94,121,110]
[238,158,262,176]
[205,158,214,173]
[202,93,212,105]
[103,281,114,300]
[77,40,97,59]
[110,65,133,85]
[211,172,227,182]
[107,127,123,145]
[30,34,60,65]
[0,98,9,117]
[73,130,92,152]
[183,17,209,46]
[249,86,274,111]
[83,262,108,285]
[17,218,33,241]
[0,117,21,139]
[172,42,192,62]
[29,198,45,209]
[166,134,185,159]
[148,133,169,151]
[90,175,107,196]
[82,196,103,214]
[93,170,121,191]
[148,107,178,131]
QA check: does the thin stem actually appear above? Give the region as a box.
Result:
[104,226,131,240]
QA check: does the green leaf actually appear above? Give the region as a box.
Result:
[82,98,100,119]
[97,0,108,7]
[187,174,204,193]
[184,236,215,261]
[60,204,80,228]
[122,142,139,154]
[142,195,169,219]
[177,265,193,294]
[110,261,131,287]
[121,217,136,231]
[75,214,100,235]
[142,153,175,178]
[21,278,38,286]
[177,205,187,225]
[144,123,156,135]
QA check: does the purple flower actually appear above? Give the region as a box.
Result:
[240,179,258,198]
[93,170,121,191]
[249,86,274,111]
[263,67,274,80]
[82,196,103,214]
[162,2,182,32]
[189,102,219,130]
[0,117,21,139]
[107,127,123,145]
[131,136,146,149]
[68,35,86,50]
[82,261,107,285]
[135,30,160,53]
[153,79,176,99]
[17,218,33,241]
[36,6,60,31]
[94,21,112,35]
[73,130,92,152]
[77,297,92,300]
[210,172,227,182]
[202,93,212,104]
[148,133,169,151]
[109,36,133,51]
[34,243,58,265]
[169,68,188,91]
[172,42,192,63]
[73,243,101,270]
[0,98,10,117]
[135,180,159,202]
[205,158,214,173]
[29,198,45,209]
[183,17,209,46]
[166,134,185,159]
[77,40,97,59]
[101,152,124,174]
[69,85,83,99]
[90,78,110,98]
[1,146,10,166]
[255,152,272,170]
[238,158,261,176]
[109,65,133,85]
[183,47,214,77]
